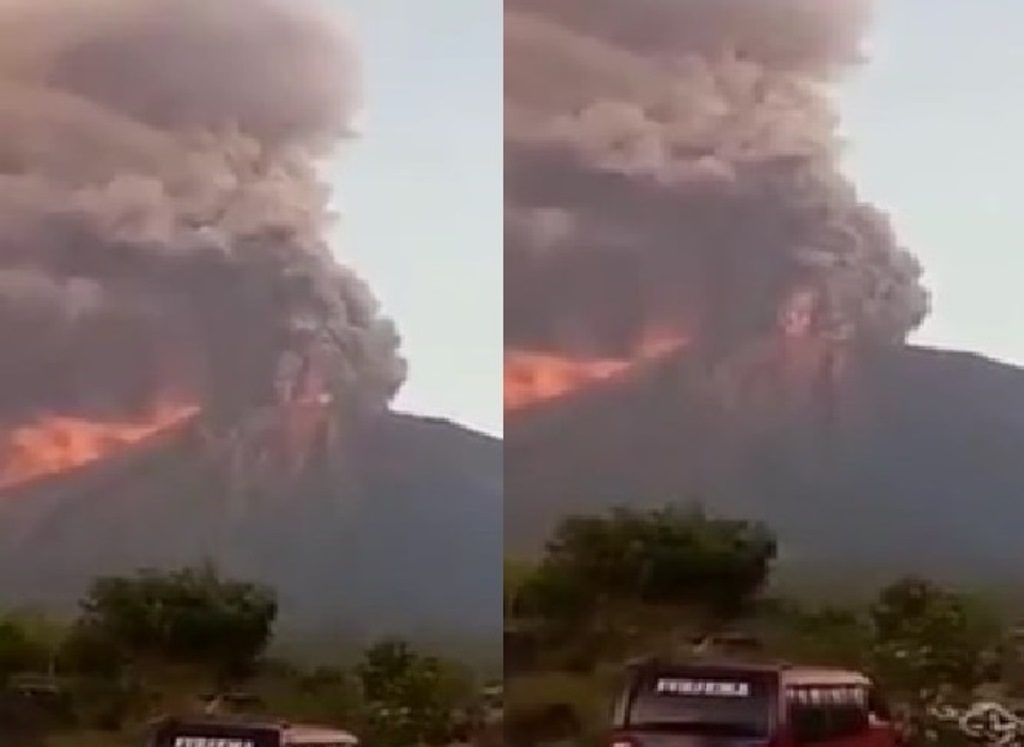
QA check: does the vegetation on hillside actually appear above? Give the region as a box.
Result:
[505,505,1019,747]
[0,565,495,747]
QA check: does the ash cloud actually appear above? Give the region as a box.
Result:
[0,0,405,425]
[505,0,929,359]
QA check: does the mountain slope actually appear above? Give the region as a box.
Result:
[507,345,1024,589]
[0,411,502,645]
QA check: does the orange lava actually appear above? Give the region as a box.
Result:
[505,331,685,412]
[0,403,201,490]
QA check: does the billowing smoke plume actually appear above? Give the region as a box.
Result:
[0,0,405,427]
[506,0,929,360]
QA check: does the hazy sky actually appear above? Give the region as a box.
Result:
[329,0,502,436]
[842,0,1023,368]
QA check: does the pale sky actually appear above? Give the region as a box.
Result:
[328,0,502,436]
[842,0,1024,368]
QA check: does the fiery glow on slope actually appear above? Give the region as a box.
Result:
[504,330,685,412]
[0,402,201,490]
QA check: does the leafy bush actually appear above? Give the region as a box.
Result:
[357,638,472,746]
[515,506,777,623]
[871,577,1002,699]
[66,564,276,680]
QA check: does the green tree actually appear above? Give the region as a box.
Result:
[518,506,777,622]
[63,564,277,680]
[870,577,1002,700]
[357,639,470,747]
[513,557,595,625]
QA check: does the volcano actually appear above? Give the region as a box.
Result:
[499,0,1023,598]
[0,0,504,651]
[506,341,1024,594]
[0,410,502,645]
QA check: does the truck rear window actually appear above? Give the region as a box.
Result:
[625,670,774,736]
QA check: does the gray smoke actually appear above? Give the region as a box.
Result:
[505,0,929,359]
[0,0,405,425]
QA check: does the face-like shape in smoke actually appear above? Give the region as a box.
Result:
[505,0,929,359]
[0,0,405,426]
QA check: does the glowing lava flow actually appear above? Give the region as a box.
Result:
[0,403,201,490]
[505,331,685,412]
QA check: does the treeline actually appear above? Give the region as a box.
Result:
[0,565,498,747]
[505,506,1023,746]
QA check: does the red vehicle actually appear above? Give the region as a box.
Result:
[610,660,898,747]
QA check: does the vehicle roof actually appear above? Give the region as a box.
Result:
[156,715,358,743]
[629,657,783,673]
[628,659,871,686]
[282,725,358,744]
[781,668,871,687]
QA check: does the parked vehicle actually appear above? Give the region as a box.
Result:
[609,659,898,747]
